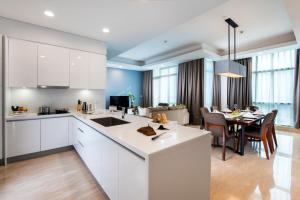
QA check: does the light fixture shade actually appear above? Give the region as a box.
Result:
[215,60,247,78]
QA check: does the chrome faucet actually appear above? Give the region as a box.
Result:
[121,107,126,119]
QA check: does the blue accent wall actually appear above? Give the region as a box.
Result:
[106,67,143,108]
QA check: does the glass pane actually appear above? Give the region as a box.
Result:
[160,68,169,76]
[153,68,160,78]
[169,67,178,74]
[169,75,177,105]
[204,59,214,108]
[160,76,168,103]
[153,78,159,106]
[252,49,296,126]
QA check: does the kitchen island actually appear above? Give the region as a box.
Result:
[6,111,211,200]
[72,111,211,200]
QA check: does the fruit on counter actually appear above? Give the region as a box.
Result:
[152,113,168,124]
[161,113,168,124]
[11,106,28,113]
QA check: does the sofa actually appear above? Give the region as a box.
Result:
[145,105,189,125]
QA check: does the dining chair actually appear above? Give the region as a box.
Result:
[204,113,237,161]
[249,105,259,112]
[271,109,278,147]
[244,112,274,160]
[200,107,209,129]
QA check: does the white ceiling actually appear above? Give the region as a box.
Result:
[0,0,298,69]
[120,0,294,62]
[0,0,228,58]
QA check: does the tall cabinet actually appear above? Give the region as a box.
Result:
[0,35,2,160]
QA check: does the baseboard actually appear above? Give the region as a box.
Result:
[7,146,74,164]
[276,126,300,134]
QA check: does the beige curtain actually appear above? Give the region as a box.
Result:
[227,58,252,109]
[177,59,204,124]
[142,70,153,107]
[294,49,300,128]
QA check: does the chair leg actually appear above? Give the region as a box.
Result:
[236,134,240,153]
[222,136,226,161]
[262,137,270,160]
[272,126,278,147]
[267,131,274,154]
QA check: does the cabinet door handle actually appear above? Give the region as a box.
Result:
[78,128,84,133]
[78,140,84,148]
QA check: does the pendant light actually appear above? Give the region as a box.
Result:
[215,18,246,78]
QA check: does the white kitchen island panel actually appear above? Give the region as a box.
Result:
[71,113,211,200]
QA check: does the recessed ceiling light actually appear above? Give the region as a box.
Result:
[44,10,55,17]
[102,28,110,33]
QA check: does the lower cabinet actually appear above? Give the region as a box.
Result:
[118,148,146,200]
[41,117,69,151]
[7,120,41,157]
[72,119,146,200]
[7,117,71,158]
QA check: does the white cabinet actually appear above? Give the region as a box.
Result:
[8,39,38,88]
[7,120,41,157]
[70,50,89,89]
[7,38,106,89]
[72,119,145,200]
[118,148,146,200]
[41,117,69,151]
[38,44,70,87]
[68,117,74,145]
[73,119,118,199]
[101,138,118,200]
[88,53,106,89]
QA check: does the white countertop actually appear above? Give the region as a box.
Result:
[6,110,210,158]
[6,112,73,121]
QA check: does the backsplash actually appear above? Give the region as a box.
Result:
[8,88,106,113]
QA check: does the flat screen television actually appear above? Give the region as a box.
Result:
[110,96,129,110]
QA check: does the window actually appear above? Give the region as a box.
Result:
[204,59,214,108]
[153,66,178,106]
[252,49,296,126]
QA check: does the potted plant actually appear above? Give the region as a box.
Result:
[128,92,136,108]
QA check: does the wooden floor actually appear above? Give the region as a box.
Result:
[0,150,109,200]
[0,130,299,200]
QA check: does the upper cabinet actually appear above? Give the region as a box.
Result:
[89,53,106,89]
[8,39,106,89]
[70,50,89,89]
[8,39,38,88]
[38,44,70,87]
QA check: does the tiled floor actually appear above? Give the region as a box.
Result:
[0,130,299,200]
[210,130,300,200]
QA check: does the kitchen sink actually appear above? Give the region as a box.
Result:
[91,117,130,127]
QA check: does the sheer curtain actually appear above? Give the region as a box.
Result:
[153,66,178,106]
[204,59,214,109]
[252,49,296,126]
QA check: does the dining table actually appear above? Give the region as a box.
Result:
[225,113,265,156]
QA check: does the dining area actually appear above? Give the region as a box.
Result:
[200,106,278,161]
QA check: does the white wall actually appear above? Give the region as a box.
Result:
[8,88,105,113]
[0,17,106,55]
